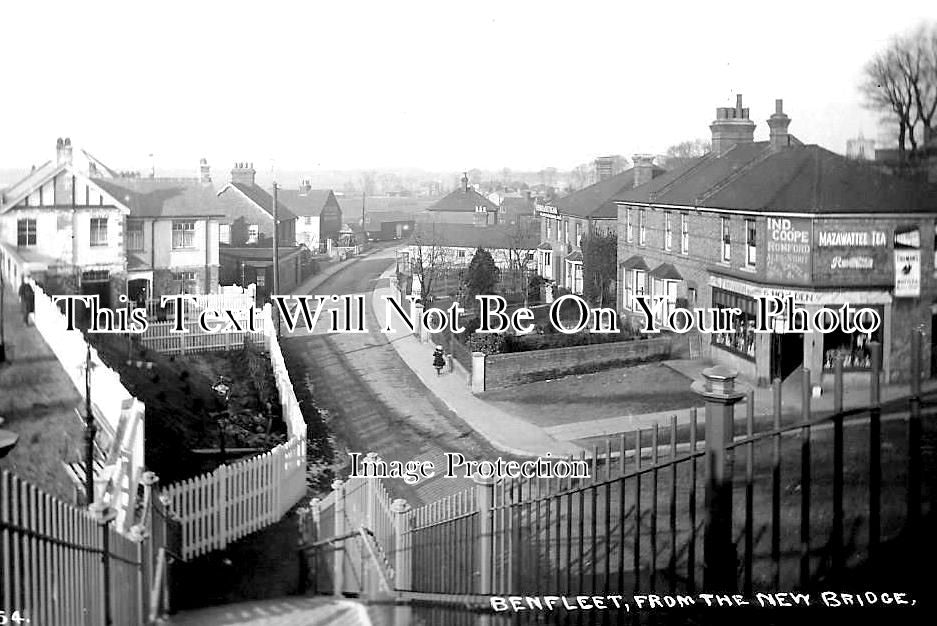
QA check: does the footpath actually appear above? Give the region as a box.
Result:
[370,265,584,458]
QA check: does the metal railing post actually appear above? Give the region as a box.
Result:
[908,329,923,536]
[90,501,118,626]
[692,366,746,593]
[474,473,495,595]
[869,342,882,559]
[390,498,411,592]
[332,479,346,597]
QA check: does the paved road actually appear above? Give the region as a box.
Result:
[280,251,503,506]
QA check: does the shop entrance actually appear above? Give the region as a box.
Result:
[771,332,804,381]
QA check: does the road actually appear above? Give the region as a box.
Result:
[280,251,502,507]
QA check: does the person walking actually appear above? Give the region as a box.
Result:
[17,280,34,326]
[432,345,446,376]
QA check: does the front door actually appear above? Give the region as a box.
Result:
[771,332,804,381]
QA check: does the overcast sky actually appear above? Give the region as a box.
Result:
[2,0,935,176]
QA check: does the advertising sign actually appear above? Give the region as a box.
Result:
[894,250,921,298]
[766,217,811,283]
[813,219,892,284]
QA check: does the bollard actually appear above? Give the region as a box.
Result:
[692,365,746,592]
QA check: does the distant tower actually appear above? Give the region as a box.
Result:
[846,133,876,160]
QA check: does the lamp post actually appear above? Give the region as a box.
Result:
[271,182,281,338]
[83,344,97,504]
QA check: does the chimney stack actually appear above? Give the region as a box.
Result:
[710,94,755,155]
[594,156,614,182]
[632,154,656,188]
[231,162,256,186]
[767,99,792,150]
[299,179,312,195]
[56,137,73,166]
[199,158,212,185]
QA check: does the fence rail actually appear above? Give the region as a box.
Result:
[298,333,933,609]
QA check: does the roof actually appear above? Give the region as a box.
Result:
[93,178,227,218]
[649,263,683,280]
[621,255,649,270]
[219,245,303,260]
[407,222,539,250]
[550,167,667,220]
[565,250,583,262]
[614,142,937,214]
[500,196,536,214]
[276,189,337,217]
[427,187,499,213]
[0,161,63,211]
[226,182,297,220]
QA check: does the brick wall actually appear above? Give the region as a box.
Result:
[483,336,672,390]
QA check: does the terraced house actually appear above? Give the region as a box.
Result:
[536,157,665,294]
[0,139,223,306]
[615,96,937,386]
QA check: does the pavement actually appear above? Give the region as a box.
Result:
[371,265,584,458]
[163,596,371,626]
[0,281,84,501]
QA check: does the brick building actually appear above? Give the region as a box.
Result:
[424,173,500,225]
[615,96,937,386]
[536,159,665,294]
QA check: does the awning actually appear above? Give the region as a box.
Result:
[537,242,553,251]
[620,255,649,270]
[649,263,683,281]
[565,250,583,262]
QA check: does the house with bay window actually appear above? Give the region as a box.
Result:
[615,95,937,386]
[536,157,664,296]
[0,139,222,307]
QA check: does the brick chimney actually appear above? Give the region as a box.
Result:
[767,99,792,150]
[594,156,614,182]
[461,172,469,192]
[710,94,755,155]
[199,158,212,185]
[231,162,256,186]
[299,179,312,195]
[56,137,73,166]
[632,154,656,188]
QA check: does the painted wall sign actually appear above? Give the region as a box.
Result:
[894,249,921,298]
[766,217,811,283]
[812,218,894,284]
[537,204,558,216]
[817,230,887,247]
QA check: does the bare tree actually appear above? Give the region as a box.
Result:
[861,22,937,170]
[664,139,711,170]
[501,218,538,299]
[407,222,449,304]
[361,171,377,196]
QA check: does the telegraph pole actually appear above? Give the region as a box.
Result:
[272,182,281,337]
[361,191,366,248]
[84,344,96,504]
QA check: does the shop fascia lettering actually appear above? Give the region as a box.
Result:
[537,204,558,217]
[817,230,887,247]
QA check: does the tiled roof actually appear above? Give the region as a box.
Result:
[229,182,297,220]
[614,142,937,214]
[276,189,337,217]
[551,167,666,220]
[407,222,539,250]
[93,178,227,217]
[427,188,499,213]
[500,196,536,214]
[0,161,62,211]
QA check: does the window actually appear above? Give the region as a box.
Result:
[90,217,108,247]
[711,287,756,361]
[172,220,196,249]
[247,224,260,244]
[681,214,688,254]
[664,212,672,251]
[546,219,553,240]
[126,220,144,251]
[540,250,553,280]
[457,249,466,258]
[745,219,756,266]
[171,271,199,294]
[626,210,633,242]
[304,216,314,225]
[575,222,583,247]
[721,217,731,262]
[639,210,646,246]
[219,224,231,245]
[651,278,678,326]
[563,219,569,245]
[17,218,37,246]
[822,305,884,371]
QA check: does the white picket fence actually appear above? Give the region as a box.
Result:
[161,305,308,560]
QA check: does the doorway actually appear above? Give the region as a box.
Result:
[771,332,804,381]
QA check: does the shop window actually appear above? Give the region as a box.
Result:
[711,287,756,361]
[823,306,884,371]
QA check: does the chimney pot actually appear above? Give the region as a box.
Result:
[710,94,756,155]
[767,98,792,150]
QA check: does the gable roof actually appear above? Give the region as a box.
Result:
[276,189,338,217]
[614,142,937,214]
[93,178,226,218]
[224,182,297,220]
[427,187,499,213]
[553,166,667,220]
[0,161,64,211]
[406,221,539,249]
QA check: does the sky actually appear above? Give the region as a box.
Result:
[1,0,936,177]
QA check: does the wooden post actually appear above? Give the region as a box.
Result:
[390,498,411,591]
[474,474,495,595]
[471,352,486,394]
[692,366,745,592]
[332,479,345,597]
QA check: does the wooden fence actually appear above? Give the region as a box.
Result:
[0,468,181,625]
[298,333,934,613]
[160,305,308,560]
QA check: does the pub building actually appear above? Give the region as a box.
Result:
[615,96,936,386]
